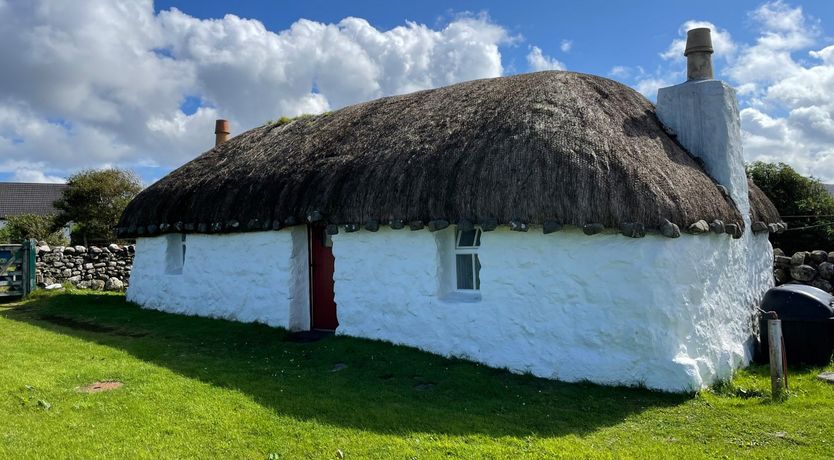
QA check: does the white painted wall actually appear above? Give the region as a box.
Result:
[128,221,771,392]
[332,226,772,392]
[127,228,310,329]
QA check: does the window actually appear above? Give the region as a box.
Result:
[454,228,481,290]
[165,233,186,274]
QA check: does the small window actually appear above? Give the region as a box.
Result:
[165,233,186,275]
[454,228,481,290]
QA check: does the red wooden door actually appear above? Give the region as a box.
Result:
[309,225,338,330]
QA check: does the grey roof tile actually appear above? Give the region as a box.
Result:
[0,182,67,219]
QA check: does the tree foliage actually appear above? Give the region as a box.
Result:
[747,161,834,252]
[0,214,68,246]
[53,168,143,245]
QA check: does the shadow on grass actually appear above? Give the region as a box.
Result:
[1,292,690,437]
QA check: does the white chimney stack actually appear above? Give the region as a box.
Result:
[656,28,750,222]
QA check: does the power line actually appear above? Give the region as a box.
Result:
[783,221,834,231]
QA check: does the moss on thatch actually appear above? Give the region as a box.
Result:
[265,113,324,127]
[119,71,773,237]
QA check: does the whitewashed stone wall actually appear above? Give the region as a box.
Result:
[127,228,309,329]
[125,222,773,392]
[332,226,773,392]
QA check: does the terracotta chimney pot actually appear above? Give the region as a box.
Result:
[215,119,230,146]
[684,28,714,81]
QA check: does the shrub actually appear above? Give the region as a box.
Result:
[0,214,68,246]
[53,168,142,245]
[747,161,834,252]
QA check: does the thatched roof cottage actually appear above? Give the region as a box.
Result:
[119,28,782,392]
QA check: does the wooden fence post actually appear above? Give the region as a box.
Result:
[768,318,788,400]
[21,240,29,297]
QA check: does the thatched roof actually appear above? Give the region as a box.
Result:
[119,71,780,238]
[748,179,781,226]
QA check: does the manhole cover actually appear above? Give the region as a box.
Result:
[818,372,834,384]
[79,381,123,393]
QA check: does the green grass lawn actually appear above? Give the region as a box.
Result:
[1,290,832,459]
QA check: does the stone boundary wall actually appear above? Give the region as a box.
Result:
[35,242,134,291]
[773,248,834,294]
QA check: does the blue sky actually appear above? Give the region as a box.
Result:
[1,1,833,184]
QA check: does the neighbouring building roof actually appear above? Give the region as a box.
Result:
[118,71,780,237]
[824,183,834,197]
[0,182,67,219]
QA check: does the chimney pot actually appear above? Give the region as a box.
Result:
[214,119,230,146]
[684,28,714,81]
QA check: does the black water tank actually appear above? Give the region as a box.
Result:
[759,284,834,366]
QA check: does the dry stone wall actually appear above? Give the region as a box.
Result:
[773,248,834,294]
[36,242,134,291]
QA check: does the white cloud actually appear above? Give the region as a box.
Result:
[750,0,818,50]
[609,66,630,78]
[610,65,682,99]
[560,39,573,53]
[741,107,834,180]
[720,1,821,102]
[526,46,566,72]
[0,1,515,182]
[634,76,676,99]
[10,169,65,183]
[761,48,834,109]
[728,2,834,181]
[0,103,131,173]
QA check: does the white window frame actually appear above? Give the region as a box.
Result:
[165,233,186,275]
[453,227,481,292]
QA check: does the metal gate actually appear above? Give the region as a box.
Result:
[0,240,36,298]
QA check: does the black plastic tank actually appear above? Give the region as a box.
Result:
[758,284,834,366]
